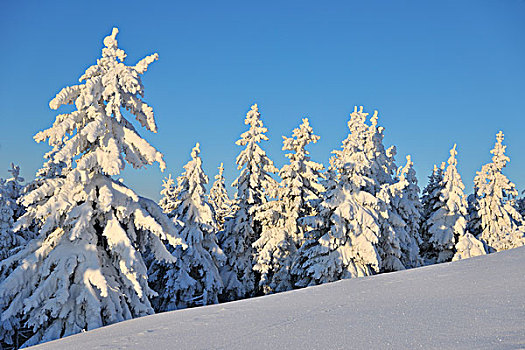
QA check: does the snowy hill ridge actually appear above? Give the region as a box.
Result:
[30,247,525,350]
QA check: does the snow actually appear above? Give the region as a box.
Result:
[28,246,525,350]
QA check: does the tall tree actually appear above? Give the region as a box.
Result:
[208,163,233,231]
[149,144,225,311]
[0,28,182,348]
[419,162,446,262]
[291,107,386,287]
[382,155,422,269]
[218,104,278,301]
[421,145,486,263]
[253,118,324,294]
[471,132,525,252]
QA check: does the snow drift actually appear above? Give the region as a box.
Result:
[29,247,525,349]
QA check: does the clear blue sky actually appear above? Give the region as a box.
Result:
[1,0,524,200]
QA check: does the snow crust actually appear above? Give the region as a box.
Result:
[28,247,525,350]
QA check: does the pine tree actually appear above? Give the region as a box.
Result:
[0,164,25,261]
[218,104,278,301]
[149,143,225,311]
[0,28,183,348]
[291,107,385,287]
[208,163,233,231]
[253,118,324,294]
[421,145,486,263]
[471,132,525,252]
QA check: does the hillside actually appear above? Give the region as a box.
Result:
[30,247,525,350]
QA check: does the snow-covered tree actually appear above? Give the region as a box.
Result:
[291,107,386,287]
[0,28,183,348]
[218,104,278,301]
[159,174,178,214]
[208,163,233,231]
[149,143,225,311]
[421,162,446,219]
[419,162,445,261]
[452,233,486,261]
[0,164,25,261]
[421,145,485,263]
[279,118,325,245]
[517,195,525,219]
[471,132,525,252]
[381,155,422,269]
[361,112,413,273]
[253,118,324,294]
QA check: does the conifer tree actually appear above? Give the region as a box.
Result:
[452,233,486,261]
[0,164,25,261]
[218,104,278,301]
[291,107,386,287]
[471,132,525,252]
[421,145,486,263]
[158,174,178,215]
[363,112,411,272]
[419,162,445,261]
[208,163,233,231]
[382,156,422,269]
[517,195,525,219]
[0,28,182,348]
[149,144,225,311]
[253,118,323,294]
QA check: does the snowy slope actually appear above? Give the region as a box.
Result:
[30,247,525,350]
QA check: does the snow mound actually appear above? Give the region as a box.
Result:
[30,247,525,350]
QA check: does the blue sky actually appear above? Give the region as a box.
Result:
[1,0,524,200]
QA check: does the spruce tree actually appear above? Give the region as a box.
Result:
[159,174,178,215]
[0,28,182,348]
[291,107,385,287]
[517,195,525,219]
[0,164,25,261]
[218,104,278,301]
[208,163,233,231]
[363,112,411,273]
[253,118,324,294]
[419,162,445,262]
[382,156,422,269]
[471,132,525,252]
[421,145,486,263]
[149,144,225,311]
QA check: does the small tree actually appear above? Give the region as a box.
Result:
[208,163,233,231]
[218,104,278,301]
[452,233,486,261]
[149,144,225,311]
[471,132,525,252]
[517,195,525,219]
[253,118,324,294]
[0,164,25,261]
[159,174,178,215]
[0,28,182,348]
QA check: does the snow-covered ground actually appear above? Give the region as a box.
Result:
[30,247,525,350]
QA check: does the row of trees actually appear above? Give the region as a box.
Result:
[154,103,524,307]
[0,28,523,349]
